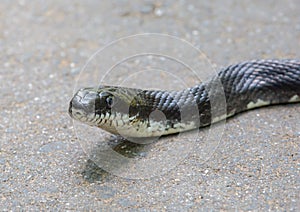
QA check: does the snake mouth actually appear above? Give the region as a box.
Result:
[68,100,73,116]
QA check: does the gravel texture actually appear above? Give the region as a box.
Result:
[1,0,299,210]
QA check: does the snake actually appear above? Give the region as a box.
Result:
[69,59,300,138]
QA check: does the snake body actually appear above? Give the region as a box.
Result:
[69,59,300,138]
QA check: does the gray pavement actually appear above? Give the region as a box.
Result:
[1,0,299,210]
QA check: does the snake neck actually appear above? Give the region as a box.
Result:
[134,59,300,130]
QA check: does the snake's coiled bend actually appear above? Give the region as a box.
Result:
[69,59,300,138]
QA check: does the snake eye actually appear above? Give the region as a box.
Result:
[98,91,116,109]
[106,96,114,108]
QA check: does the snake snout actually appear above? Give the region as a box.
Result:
[69,94,84,118]
[70,94,83,109]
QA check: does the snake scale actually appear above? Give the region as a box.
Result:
[69,59,300,138]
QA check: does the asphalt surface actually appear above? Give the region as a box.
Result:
[1,0,299,210]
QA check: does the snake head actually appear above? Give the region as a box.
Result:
[69,86,148,135]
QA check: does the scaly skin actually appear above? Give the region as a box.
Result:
[69,59,300,137]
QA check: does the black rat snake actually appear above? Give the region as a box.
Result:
[69,59,300,138]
